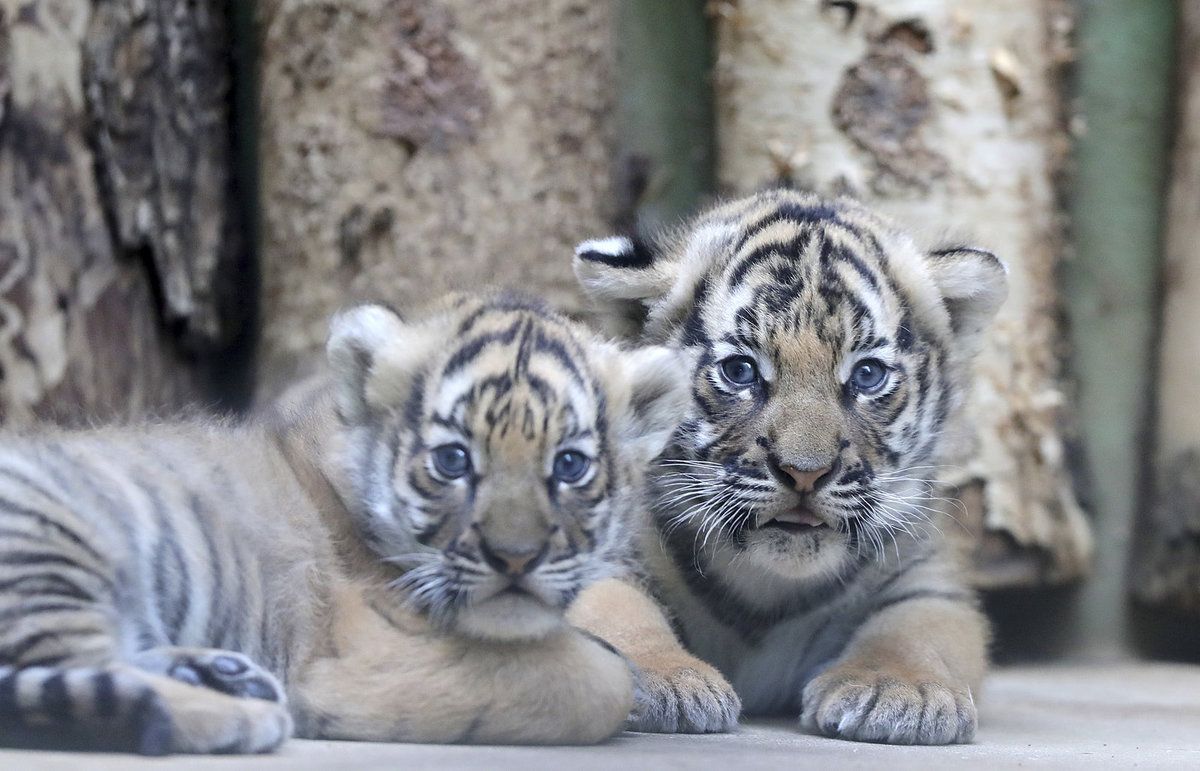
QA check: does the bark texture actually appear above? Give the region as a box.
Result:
[0,1,239,424]
[714,0,1090,587]
[256,0,616,393]
[85,0,243,349]
[1135,0,1200,614]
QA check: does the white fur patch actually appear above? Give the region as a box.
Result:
[575,236,635,260]
[328,304,404,356]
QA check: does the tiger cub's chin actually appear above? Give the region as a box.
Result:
[454,592,565,641]
[729,527,851,584]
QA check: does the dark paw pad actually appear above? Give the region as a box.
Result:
[167,653,283,704]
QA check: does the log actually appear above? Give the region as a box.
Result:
[85,0,244,350]
[712,0,1090,587]
[256,0,618,393]
[1134,0,1200,615]
[0,1,239,423]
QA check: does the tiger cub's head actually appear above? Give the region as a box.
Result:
[325,292,687,641]
[573,190,1007,594]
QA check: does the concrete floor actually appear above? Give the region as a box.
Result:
[2,663,1198,769]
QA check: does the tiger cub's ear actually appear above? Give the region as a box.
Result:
[327,304,437,423]
[573,236,671,337]
[602,343,692,466]
[926,246,1009,351]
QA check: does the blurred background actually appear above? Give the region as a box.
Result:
[0,0,1194,664]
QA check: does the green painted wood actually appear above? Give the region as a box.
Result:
[615,0,714,234]
[1065,0,1176,655]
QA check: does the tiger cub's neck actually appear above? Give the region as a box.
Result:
[267,385,407,599]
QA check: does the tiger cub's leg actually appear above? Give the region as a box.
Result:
[800,597,987,745]
[132,647,285,704]
[0,664,291,754]
[567,577,741,734]
[0,534,290,752]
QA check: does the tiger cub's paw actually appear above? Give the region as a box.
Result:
[628,653,740,734]
[800,666,976,745]
[133,648,285,704]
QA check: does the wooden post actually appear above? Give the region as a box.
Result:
[1134,0,1200,616]
[1068,0,1176,653]
[614,0,714,234]
[712,0,1090,588]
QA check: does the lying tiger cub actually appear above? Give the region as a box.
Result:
[0,292,687,754]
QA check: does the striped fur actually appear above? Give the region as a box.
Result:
[0,292,688,753]
[571,190,1006,744]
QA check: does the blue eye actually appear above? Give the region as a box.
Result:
[552,450,591,484]
[850,359,889,394]
[719,356,759,387]
[431,444,471,479]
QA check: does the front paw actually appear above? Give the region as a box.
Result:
[801,667,976,745]
[629,655,740,734]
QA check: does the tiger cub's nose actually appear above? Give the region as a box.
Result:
[781,463,834,494]
[479,538,549,576]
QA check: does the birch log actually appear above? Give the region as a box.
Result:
[1135,0,1200,614]
[713,0,1090,587]
[256,0,616,393]
[0,1,240,423]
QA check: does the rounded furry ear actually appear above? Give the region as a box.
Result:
[573,236,670,336]
[327,304,429,423]
[926,247,1008,347]
[604,343,692,466]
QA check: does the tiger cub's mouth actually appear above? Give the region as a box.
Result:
[755,506,830,534]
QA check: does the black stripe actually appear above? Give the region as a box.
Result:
[0,601,86,624]
[0,573,96,603]
[0,668,20,723]
[0,551,114,590]
[576,235,655,268]
[0,494,105,565]
[456,712,488,744]
[442,320,523,377]
[872,551,936,597]
[134,474,190,643]
[531,330,586,387]
[727,239,785,289]
[93,671,118,718]
[873,589,974,614]
[128,688,173,756]
[39,671,72,721]
[190,493,228,648]
[4,626,100,664]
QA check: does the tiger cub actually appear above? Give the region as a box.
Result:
[567,190,1006,744]
[0,292,688,754]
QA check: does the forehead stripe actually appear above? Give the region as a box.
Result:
[531,329,588,388]
[442,319,523,377]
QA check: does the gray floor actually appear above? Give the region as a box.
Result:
[2,663,1199,769]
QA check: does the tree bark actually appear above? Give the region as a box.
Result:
[0,1,241,423]
[256,0,617,393]
[713,0,1090,588]
[1134,0,1200,615]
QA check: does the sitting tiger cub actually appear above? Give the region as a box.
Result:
[568,190,1006,744]
[0,292,688,754]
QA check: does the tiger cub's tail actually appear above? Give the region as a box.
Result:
[0,664,290,755]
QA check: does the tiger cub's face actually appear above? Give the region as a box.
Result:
[574,191,1006,595]
[327,294,687,640]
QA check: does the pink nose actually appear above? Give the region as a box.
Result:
[781,464,833,493]
[479,539,548,576]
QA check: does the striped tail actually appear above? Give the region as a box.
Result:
[0,665,175,754]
